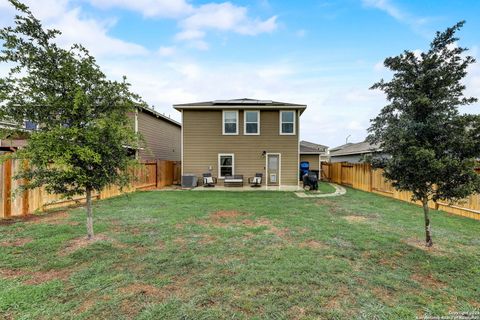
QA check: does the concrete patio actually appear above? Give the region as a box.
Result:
[191,185,302,192]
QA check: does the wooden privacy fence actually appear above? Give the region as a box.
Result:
[1,159,181,219]
[321,162,480,221]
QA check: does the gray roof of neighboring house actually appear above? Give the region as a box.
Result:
[173,98,307,112]
[329,142,353,153]
[329,141,381,157]
[138,105,181,127]
[300,140,329,154]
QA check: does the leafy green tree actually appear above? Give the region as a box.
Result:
[0,0,142,239]
[368,21,480,247]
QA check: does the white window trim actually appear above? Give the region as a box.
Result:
[222,110,239,135]
[244,110,260,135]
[218,153,234,179]
[279,110,296,135]
[265,153,282,186]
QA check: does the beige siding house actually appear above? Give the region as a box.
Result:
[174,98,307,188]
[299,140,329,172]
[131,106,181,161]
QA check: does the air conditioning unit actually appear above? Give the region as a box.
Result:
[181,174,198,189]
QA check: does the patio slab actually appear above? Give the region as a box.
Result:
[191,185,302,192]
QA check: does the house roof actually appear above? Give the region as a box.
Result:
[300,140,329,154]
[138,105,181,127]
[329,142,354,153]
[329,140,381,157]
[173,98,307,113]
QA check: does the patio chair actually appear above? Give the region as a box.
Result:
[202,173,217,187]
[248,173,263,187]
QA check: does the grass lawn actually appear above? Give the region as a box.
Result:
[0,188,479,319]
[307,182,337,194]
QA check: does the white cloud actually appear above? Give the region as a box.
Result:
[0,0,148,57]
[362,0,430,36]
[157,46,176,57]
[175,29,205,41]
[174,2,277,49]
[88,0,193,18]
[179,2,277,35]
[53,8,148,57]
[362,0,404,21]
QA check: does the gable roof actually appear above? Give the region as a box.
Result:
[300,140,329,154]
[329,140,381,157]
[138,105,181,127]
[329,142,353,153]
[173,98,307,113]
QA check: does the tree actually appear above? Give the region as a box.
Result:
[0,0,143,239]
[367,21,480,247]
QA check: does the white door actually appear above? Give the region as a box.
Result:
[267,154,280,186]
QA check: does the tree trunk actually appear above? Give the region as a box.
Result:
[86,187,94,240]
[422,197,433,247]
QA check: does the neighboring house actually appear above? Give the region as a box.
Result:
[174,98,307,187]
[130,106,181,161]
[0,120,35,152]
[299,140,329,172]
[329,140,384,163]
[0,107,182,162]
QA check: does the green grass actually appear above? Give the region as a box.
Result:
[0,189,479,319]
[311,182,336,193]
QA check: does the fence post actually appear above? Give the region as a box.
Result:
[21,160,29,215]
[369,164,373,192]
[156,160,162,189]
[3,158,12,218]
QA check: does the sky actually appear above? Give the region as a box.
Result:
[0,0,479,147]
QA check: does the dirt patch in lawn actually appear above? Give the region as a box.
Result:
[239,218,290,239]
[211,210,245,219]
[324,285,350,309]
[0,210,74,226]
[29,211,70,224]
[119,277,191,301]
[194,212,291,240]
[194,210,250,227]
[288,306,307,319]
[372,286,396,304]
[344,215,368,223]
[0,268,27,279]
[119,283,163,296]
[0,237,33,247]
[410,273,445,288]
[76,294,111,314]
[199,234,217,245]
[24,269,71,285]
[402,238,447,255]
[59,234,112,256]
[0,267,72,285]
[299,239,327,250]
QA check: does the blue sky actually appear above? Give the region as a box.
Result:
[0,0,479,147]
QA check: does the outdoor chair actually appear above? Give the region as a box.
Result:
[248,173,263,187]
[202,173,217,187]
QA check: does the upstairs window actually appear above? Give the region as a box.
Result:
[280,111,295,135]
[223,110,238,135]
[244,111,260,135]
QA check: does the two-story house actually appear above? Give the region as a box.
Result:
[131,106,181,161]
[174,98,307,188]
